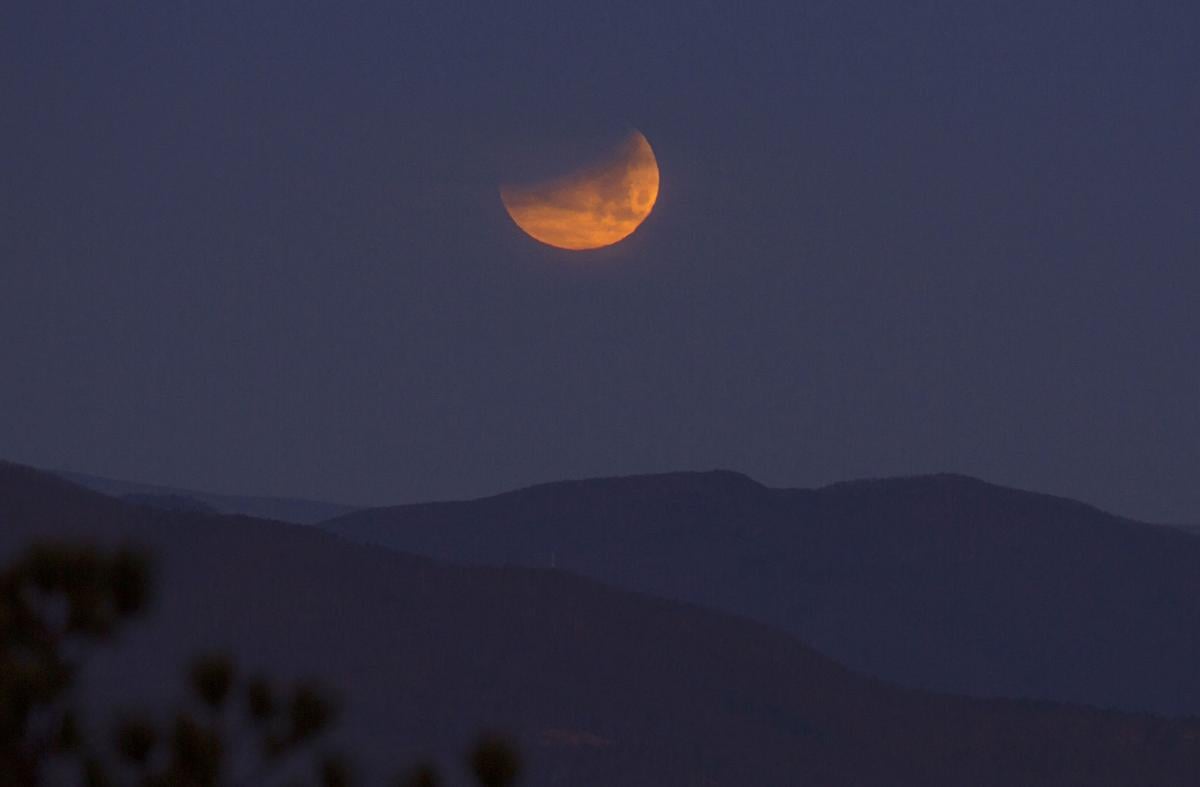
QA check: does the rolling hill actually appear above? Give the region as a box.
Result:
[3,459,1200,785]
[56,469,357,524]
[326,470,1200,716]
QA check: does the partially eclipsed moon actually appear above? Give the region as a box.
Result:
[500,130,659,251]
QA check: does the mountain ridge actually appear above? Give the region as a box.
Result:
[4,458,1200,785]
[54,468,358,524]
[325,468,1200,716]
[340,468,1173,531]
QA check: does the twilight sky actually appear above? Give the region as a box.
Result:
[2,2,1197,522]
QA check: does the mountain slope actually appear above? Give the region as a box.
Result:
[326,470,1200,716]
[4,460,1200,785]
[56,469,357,524]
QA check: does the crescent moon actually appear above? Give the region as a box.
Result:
[500,130,660,251]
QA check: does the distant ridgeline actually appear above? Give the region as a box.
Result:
[324,470,1200,718]
[55,469,358,524]
[121,493,219,515]
[3,459,1200,786]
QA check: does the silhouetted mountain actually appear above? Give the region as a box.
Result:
[122,492,219,514]
[56,469,357,524]
[4,459,1200,785]
[326,470,1200,717]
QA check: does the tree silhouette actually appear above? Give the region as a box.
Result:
[0,542,519,787]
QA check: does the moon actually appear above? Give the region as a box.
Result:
[500,130,660,251]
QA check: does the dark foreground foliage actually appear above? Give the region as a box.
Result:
[0,542,518,787]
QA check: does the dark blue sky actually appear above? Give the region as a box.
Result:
[2,1,1197,521]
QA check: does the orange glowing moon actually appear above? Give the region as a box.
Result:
[500,130,660,251]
